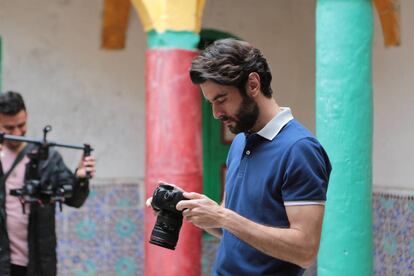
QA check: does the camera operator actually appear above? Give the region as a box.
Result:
[0,91,95,276]
[148,39,331,275]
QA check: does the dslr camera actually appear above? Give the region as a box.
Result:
[150,183,187,250]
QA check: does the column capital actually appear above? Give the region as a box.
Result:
[132,0,205,33]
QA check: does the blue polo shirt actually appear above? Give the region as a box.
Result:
[212,108,331,276]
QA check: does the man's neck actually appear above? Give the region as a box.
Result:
[250,98,281,133]
[5,142,26,154]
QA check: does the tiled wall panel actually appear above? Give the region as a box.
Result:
[56,184,414,275]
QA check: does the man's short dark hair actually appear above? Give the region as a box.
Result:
[0,91,26,115]
[190,38,273,98]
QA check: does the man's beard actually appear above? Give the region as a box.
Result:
[221,96,259,134]
[4,132,26,152]
[5,140,24,152]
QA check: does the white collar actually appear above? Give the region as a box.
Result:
[256,107,294,141]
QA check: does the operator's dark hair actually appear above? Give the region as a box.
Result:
[0,91,26,115]
[190,38,273,98]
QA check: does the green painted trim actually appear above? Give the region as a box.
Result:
[147,30,200,50]
[199,29,239,240]
[198,29,241,50]
[199,29,240,40]
[202,98,230,203]
[199,29,239,203]
[316,1,373,275]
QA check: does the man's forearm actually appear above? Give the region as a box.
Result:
[177,192,322,267]
[221,208,321,268]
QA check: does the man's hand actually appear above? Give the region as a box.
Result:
[76,155,96,179]
[176,192,226,229]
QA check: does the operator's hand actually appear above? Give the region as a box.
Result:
[76,155,96,179]
[176,192,225,229]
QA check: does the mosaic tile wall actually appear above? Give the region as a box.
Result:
[373,192,414,275]
[56,183,144,276]
[56,182,221,276]
[56,183,414,275]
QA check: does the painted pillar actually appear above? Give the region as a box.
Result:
[131,1,205,275]
[316,1,373,275]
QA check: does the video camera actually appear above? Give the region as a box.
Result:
[0,125,93,213]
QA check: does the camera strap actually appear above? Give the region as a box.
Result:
[0,143,34,183]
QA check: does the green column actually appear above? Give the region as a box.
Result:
[316,1,373,275]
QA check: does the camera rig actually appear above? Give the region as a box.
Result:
[0,125,93,213]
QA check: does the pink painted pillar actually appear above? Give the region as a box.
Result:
[144,49,203,276]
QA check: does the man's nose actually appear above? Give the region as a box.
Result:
[11,127,23,136]
[212,103,223,119]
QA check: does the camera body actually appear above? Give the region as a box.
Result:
[149,183,186,250]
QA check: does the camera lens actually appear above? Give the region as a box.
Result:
[149,212,183,250]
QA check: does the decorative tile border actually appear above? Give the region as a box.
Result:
[57,183,144,276]
[373,192,414,275]
[56,183,414,275]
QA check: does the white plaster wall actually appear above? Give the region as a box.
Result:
[0,0,147,181]
[373,0,414,191]
[0,0,316,182]
[0,0,410,191]
[202,0,316,132]
[204,0,414,191]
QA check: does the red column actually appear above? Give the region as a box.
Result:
[144,49,202,276]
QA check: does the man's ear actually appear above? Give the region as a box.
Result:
[247,72,261,97]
